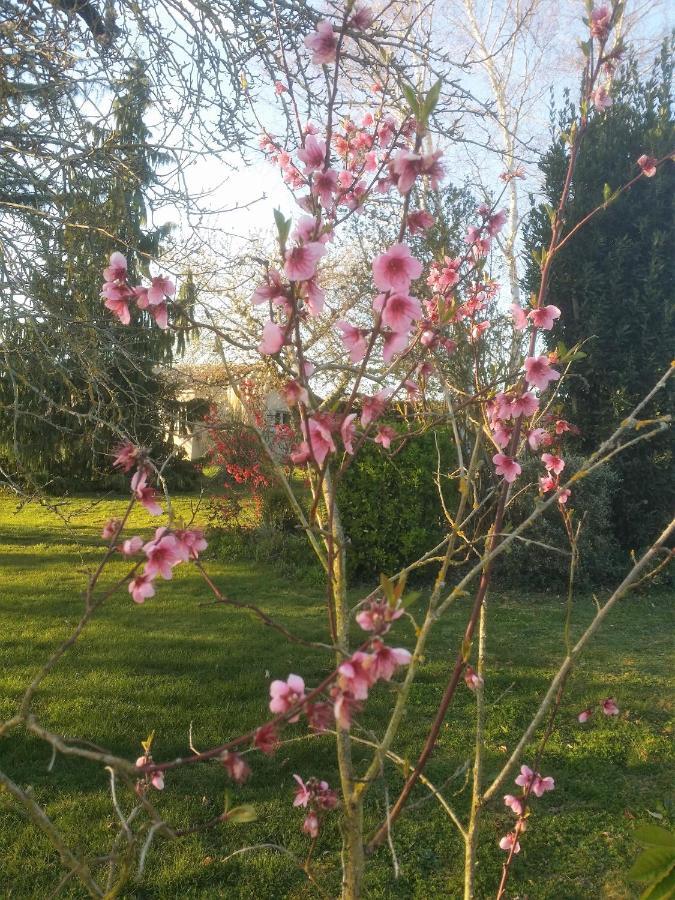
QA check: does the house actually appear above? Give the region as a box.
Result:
[166,363,291,461]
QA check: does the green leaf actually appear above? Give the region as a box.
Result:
[642,866,675,900]
[228,804,257,824]
[420,78,442,122]
[603,182,613,203]
[628,848,675,883]
[635,826,675,850]
[401,83,420,117]
[402,590,421,609]
[380,573,395,604]
[273,208,291,246]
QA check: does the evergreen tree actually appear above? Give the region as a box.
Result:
[523,40,674,552]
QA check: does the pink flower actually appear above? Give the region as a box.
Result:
[338,652,375,700]
[313,168,339,206]
[254,723,279,755]
[303,811,320,838]
[269,674,306,721]
[487,209,507,236]
[540,475,557,493]
[515,765,536,790]
[281,379,308,406]
[390,150,423,194]
[499,832,521,854]
[112,441,140,472]
[293,774,312,807]
[374,425,396,449]
[511,304,528,330]
[129,574,155,604]
[558,488,571,504]
[148,301,168,330]
[306,415,336,467]
[174,528,208,560]
[591,84,612,111]
[524,355,560,391]
[251,269,285,306]
[492,423,512,449]
[304,20,337,65]
[103,290,131,325]
[259,321,285,355]
[404,379,420,399]
[290,442,311,465]
[336,320,368,363]
[341,413,357,454]
[332,689,360,729]
[274,80,287,94]
[284,242,325,282]
[349,4,373,29]
[602,697,619,716]
[590,5,611,40]
[493,453,521,483]
[372,244,423,293]
[121,536,143,556]
[131,469,163,516]
[102,518,122,541]
[306,702,333,733]
[143,528,187,579]
[222,752,251,784]
[151,772,165,790]
[103,251,128,283]
[528,305,561,330]
[407,210,435,234]
[527,428,549,451]
[301,279,325,317]
[577,708,593,723]
[361,389,390,428]
[373,292,422,332]
[370,639,411,682]
[356,598,404,634]
[532,774,555,797]
[147,275,175,305]
[541,452,565,475]
[464,665,484,691]
[382,329,410,363]
[504,794,524,816]
[637,154,657,177]
[421,150,445,189]
[510,391,539,418]
[297,134,326,173]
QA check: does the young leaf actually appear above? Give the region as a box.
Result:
[228,804,257,824]
[401,83,420,117]
[628,847,675,883]
[635,826,675,850]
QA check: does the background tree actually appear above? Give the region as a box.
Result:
[524,40,674,552]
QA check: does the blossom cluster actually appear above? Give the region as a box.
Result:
[101,252,175,329]
[577,696,620,722]
[292,774,339,838]
[500,764,555,854]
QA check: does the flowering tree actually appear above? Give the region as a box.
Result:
[1,3,673,898]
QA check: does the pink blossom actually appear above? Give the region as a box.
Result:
[129,574,156,604]
[390,150,423,194]
[602,697,619,716]
[532,774,555,797]
[540,475,557,493]
[637,154,657,177]
[515,765,536,791]
[147,275,175,305]
[222,752,251,784]
[578,708,593,723]
[382,329,410,363]
[174,528,208,560]
[112,441,139,472]
[524,355,560,391]
[103,290,131,325]
[151,772,165,790]
[370,640,411,682]
[284,242,325,282]
[274,80,287,94]
[504,794,524,816]
[102,518,122,541]
[555,419,576,435]
[421,150,444,189]
[259,321,285,355]
[303,811,320,838]
[143,528,187,579]
[404,379,420,399]
[306,415,336,467]
[269,674,306,721]
[541,452,565,475]
[332,689,360,729]
[464,665,483,691]
[281,379,308,406]
[527,428,549,451]
[590,5,611,40]
[254,723,279,755]
[493,453,521,483]
[374,425,396,449]
[558,488,571,504]
[487,209,507,236]
[306,702,333,733]
[377,115,396,147]
[293,774,311,807]
[304,20,337,65]
[499,832,521,854]
[591,84,612,111]
[103,251,128,283]
[300,278,326,317]
[349,4,373,29]
[290,442,311,465]
[407,210,435,234]
[338,652,375,700]
[356,597,404,634]
[297,134,326,173]
[361,389,391,428]
[510,391,539,418]
[372,243,423,292]
[131,470,163,516]
[313,168,339,205]
[492,423,512,449]
[373,292,422,332]
[121,536,143,557]
[341,413,357,454]
[336,321,368,364]
[511,304,528,330]
[528,304,561,330]
[148,301,168,330]
[251,269,285,306]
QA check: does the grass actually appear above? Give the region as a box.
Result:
[0,491,672,898]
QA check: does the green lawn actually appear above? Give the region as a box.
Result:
[0,492,672,898]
